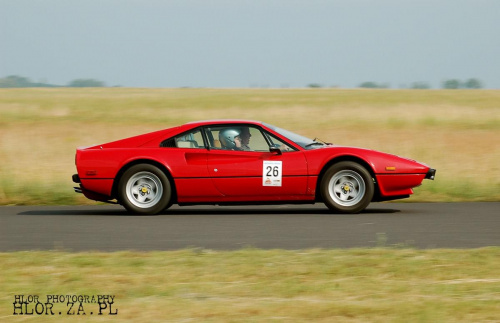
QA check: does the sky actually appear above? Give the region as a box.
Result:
[1,0,499,88]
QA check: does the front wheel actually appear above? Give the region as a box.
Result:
[320,162,374,213]
[118,164,172,215]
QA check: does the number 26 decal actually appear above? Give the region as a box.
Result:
[266,166,279,177]
[263,161,282,187]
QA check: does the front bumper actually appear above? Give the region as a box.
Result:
[425,168,436,180]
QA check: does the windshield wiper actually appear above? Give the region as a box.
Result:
[305,142,324,147]
[305,138,330,147]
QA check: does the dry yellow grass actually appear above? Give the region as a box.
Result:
[1,249,500,322]
[1,88,499,204]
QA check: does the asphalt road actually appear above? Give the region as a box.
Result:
[0,203,498,251]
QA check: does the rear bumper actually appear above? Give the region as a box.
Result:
[72,174,113,202]
[73,183,114,202]
[425,168,436,180]
[72,174,81,183]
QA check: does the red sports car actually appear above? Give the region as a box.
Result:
[73,120,435,215]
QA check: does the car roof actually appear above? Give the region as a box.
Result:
[185,120,264,127]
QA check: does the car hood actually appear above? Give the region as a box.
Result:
[310,145,430,174]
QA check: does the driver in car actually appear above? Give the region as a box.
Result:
[219,127,252,151]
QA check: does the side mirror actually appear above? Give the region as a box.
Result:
[270,147,282,155]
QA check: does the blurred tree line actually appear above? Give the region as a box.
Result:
[67,79,105,87]
[358,82,390,89]
[0,75,106,88]
[441,78,483,89]
[1,74,486,89]
[357,78,484,89]
[306,78,485,89]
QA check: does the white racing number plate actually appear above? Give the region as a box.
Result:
[262,160,282,187]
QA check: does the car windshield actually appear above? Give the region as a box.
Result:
[263,123,328,149]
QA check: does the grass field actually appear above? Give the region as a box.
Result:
[1,248,500,322]
[1,88,499,204]
[1,89,499,321]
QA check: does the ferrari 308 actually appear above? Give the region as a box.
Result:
[73,120,435,214]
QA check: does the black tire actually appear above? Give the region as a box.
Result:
[320,161,374,213]
[118,164,172,215]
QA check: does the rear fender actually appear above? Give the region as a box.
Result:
[111,159,177,203]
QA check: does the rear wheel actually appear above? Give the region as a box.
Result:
[320,161,374,213]
[118,164,172,215]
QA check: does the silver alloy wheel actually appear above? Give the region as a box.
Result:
[125,171,163,208]
[328,170,366,207]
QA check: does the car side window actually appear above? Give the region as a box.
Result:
[206,125,270,152]
[264,132,297,152]
[176,129,204,148]
[160,128,205,148]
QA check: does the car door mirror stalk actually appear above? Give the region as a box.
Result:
[270,147,282,155]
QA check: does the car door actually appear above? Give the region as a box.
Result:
[161,127,221,202]
[205,125,309,200]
